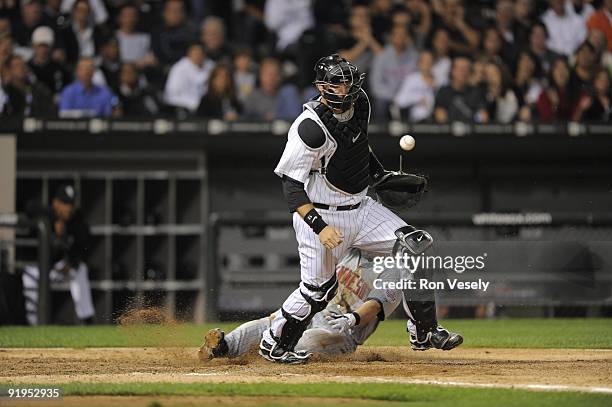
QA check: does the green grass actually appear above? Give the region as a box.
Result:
[1,319,611,349]
[49,382,612,406]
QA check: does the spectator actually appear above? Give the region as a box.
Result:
[56,0,106,65]
[243,57,301,120]
[0,18,10,39]
[369,0,393,44]
[541,0,587,56]
[390,5,411,31]
[233,47,256,104]
[391,6,411,33]
[164,43,214,114]
[197,64,242,120]
[528,22,562,74]
[566,0,595,24]
[495,0,523,53]
[588,29,612,75]
[232,0,269,55]
[59,57,118,117]
[264,0,314,52]
[0,1,19,23]
[0,17,33,60]
[514,0,536,37]
[369,25,418,118]
[28,26,70,96]
[513,50,544,121]
[22,184,95,325]
[430,28,452,86]
[483,61,518,123]
[573,67,612,122]
[480,27,510,68]
[404,0,433,48]
[0,35,12,76]
[587,0,612,52]
[99,37,121,92]
[152,0,196,66]
[570,41,598,96]
[42,0,62,30]
[338,4,382,74]
[2,54,55,117]
[536,57,576,122]
[60,0,108,26]
[200,16,231,64]
[470,59,487,89]
[431,0,480,56]
[12,0,46,47]
[313,0,348,29]
[115,4,155,67]
[393,50,438,122]
[117,63,159,117]
[434,57,488,123]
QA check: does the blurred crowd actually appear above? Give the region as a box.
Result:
[0,0,611,123]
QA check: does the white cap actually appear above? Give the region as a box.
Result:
[31,26,54,46]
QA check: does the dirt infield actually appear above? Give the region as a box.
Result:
[1,346,611,391]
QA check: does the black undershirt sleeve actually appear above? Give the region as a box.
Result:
[281,175,311,212]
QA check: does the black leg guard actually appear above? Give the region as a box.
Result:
[404,299,438,337]
[403,256,439,337]
[395,225,438,337]
[276,273,338,351]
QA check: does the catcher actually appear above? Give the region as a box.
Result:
[259,54,455,363]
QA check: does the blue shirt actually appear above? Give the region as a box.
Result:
[59,81,118,118]
[275,84,302,120]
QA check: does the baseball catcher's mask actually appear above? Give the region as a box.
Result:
[373,172,428,212]
[314,54,365,112]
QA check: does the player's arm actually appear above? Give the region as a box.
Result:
[278,118,343,249]
[351,299,384,326]
[281,178,342,249]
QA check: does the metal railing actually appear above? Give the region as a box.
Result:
[0,213,51,325]
[5,117,612,137]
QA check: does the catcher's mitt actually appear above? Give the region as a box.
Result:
[372,171,428,211]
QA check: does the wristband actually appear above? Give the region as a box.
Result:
[304,208,327,234]
[351,311,361,326]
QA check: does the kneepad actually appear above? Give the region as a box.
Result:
[393,225,433,256]
[301,273,339,312]
[277,274,339,350]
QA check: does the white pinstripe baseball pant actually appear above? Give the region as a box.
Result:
[265,196,407,340]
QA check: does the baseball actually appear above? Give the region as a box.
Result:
[399,135,415,151]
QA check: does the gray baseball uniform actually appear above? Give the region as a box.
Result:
[224,248,403,357]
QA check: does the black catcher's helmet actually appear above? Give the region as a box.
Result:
[314,54,365,112]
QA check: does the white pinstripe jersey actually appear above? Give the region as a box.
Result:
[274,95,371,206]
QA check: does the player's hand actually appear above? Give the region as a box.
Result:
[319,226,343,249]
[326,312,357,335]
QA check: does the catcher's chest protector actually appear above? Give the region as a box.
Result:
[314,95,370,194]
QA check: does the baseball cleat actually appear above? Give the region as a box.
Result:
[408,321,463,351]
[198,328,229,360]
[258,338,312,364]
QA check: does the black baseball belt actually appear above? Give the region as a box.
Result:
[313,202,361,211]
